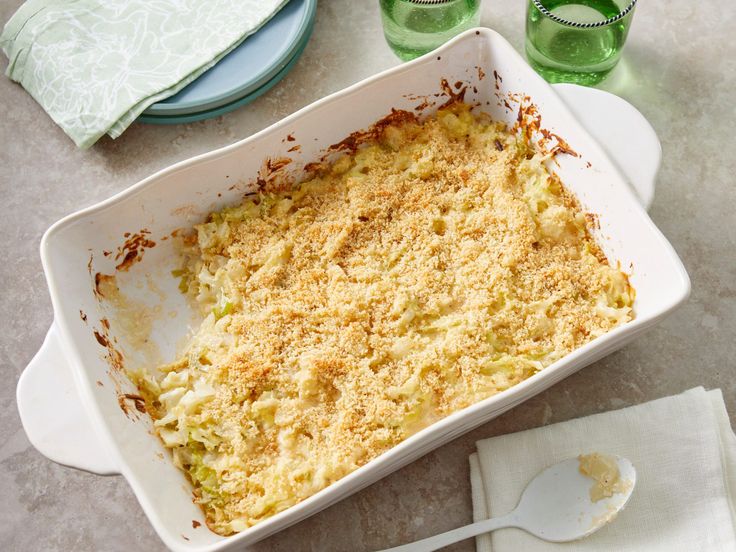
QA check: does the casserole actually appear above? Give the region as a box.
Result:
[17,28,688,551]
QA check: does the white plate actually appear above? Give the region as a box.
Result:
[17,29,686,552]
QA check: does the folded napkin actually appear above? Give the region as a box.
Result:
[0,0,288,148]
[470,387,736,551]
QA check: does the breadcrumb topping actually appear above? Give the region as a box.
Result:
[135,103,634,535]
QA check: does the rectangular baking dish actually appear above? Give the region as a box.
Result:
[18,28,689,551]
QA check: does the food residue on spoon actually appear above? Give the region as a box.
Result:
[578,453,629,502]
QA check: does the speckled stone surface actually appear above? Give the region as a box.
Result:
[1,1,734,550]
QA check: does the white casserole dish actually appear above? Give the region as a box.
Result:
[17,29,688,551]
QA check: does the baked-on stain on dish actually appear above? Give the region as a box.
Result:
[325,109,419,156]
[93,329,108,348]
[438,77,467,109]
[92,265,173,420]
[119,393,147,415]
[255,156,294,192]
[498,88,609,245]
[231,78,474,189]
[488,74,581,161]
[316,78,469,167]
[492,69,502,90]
[415,98,433,112]
[89,272,141,418]
[510,93,579,159]
[90,314,136,419]
[114,229,156,272]
[91,325,124,373]
[403,92,435,113]
[301,109,422,175]
[93,272,116,300]
[264,156,292,174]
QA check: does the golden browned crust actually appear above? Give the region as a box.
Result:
[142,103,634,534]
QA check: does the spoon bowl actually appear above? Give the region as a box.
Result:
[514,455,636,542]
[382,454,636,551]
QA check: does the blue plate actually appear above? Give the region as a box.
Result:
[142,0,316,117]
[137,32,310,125]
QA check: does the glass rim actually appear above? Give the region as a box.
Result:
[531,0,637,28]
[400,0,465,4]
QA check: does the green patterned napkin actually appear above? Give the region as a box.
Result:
[1,0,288,148]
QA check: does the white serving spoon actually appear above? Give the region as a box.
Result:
[381,455,636,552]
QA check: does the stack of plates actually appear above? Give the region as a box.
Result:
[138,0,317,124]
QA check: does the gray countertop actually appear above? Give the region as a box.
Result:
[1,0,734,550]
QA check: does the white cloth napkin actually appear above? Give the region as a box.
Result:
[470,387,736,551]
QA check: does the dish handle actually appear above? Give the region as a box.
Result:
[552,83,660,210]
[16,323,120,475]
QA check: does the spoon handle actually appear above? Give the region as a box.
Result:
[379,512,518,552]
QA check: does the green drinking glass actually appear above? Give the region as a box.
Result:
[380,0,481,61]
[525,0,637,85]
